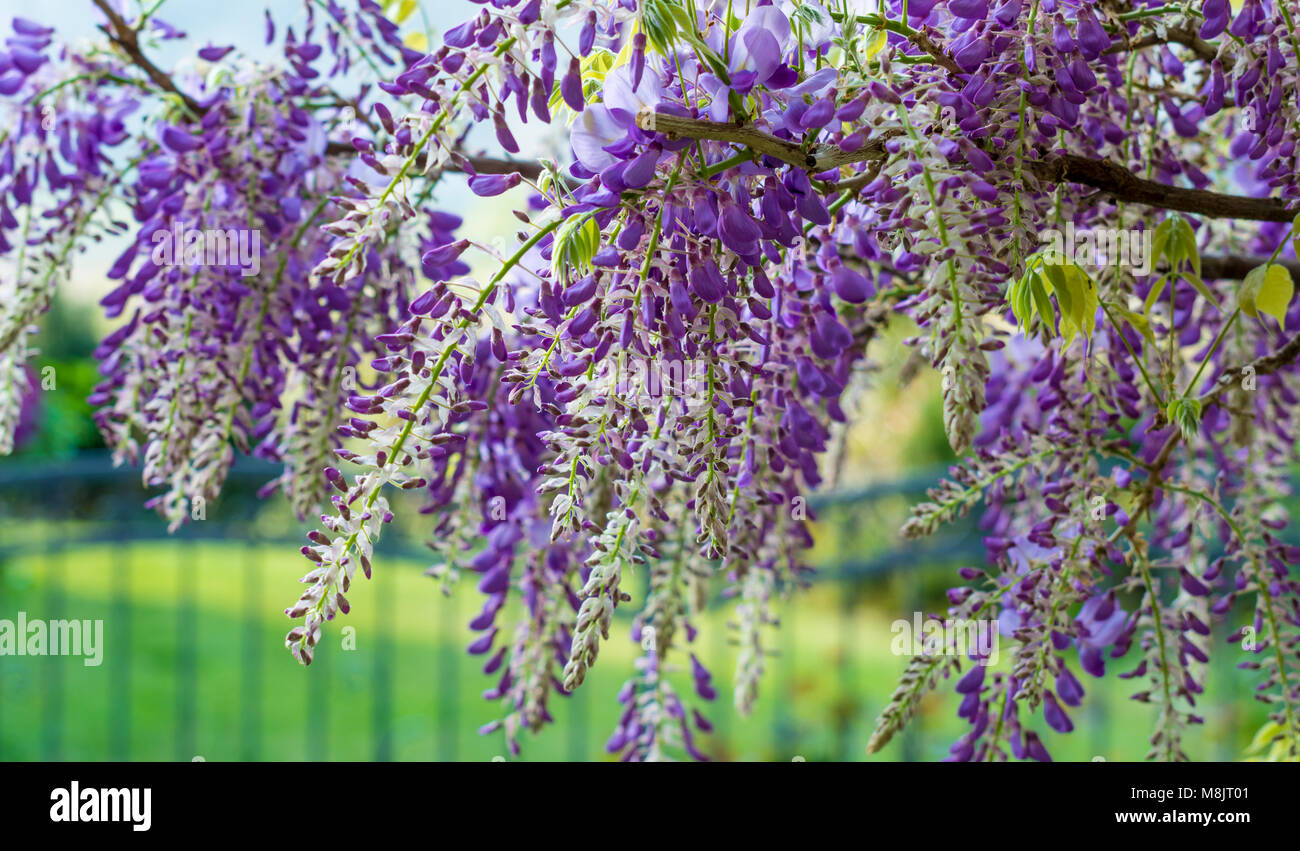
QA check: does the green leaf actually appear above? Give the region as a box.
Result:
[1143,273,1168,318]
[1152,217,1174,269]
[1066,264,1098,339]
[1239,263,1295,327]
[1029,271,1054,333]
[1006,253,1096,342]
[1182,272,1220,310]
[1258,264,1294,326]
[1175,215,1200,277]
[1044,263,1071,324]
[1010,269,1031,327]
[1109,302,1155,344]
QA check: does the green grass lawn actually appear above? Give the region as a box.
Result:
[0,537,1268,761]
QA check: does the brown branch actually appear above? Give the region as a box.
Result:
[635,108,891,172]
[1027,154,1298,223]
[1199,255,1300,280]
[636,111,1297,223]
[92,0,204,117]
[321,140,545,180]
[1103,24,1224,68]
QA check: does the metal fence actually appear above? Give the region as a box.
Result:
[0,452,1255,761]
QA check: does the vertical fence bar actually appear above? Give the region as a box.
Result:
[772,595,796,760]
[0,537,7,760]
[40,542,65,760]
[712,602,731,755]
[240,540,262,761]
[372,563,393,761]
[109,543,132,760]
[437,584,459,761]
[175,540,197,761]
[307,644,329,760]
[836,574,854,760]
[1086,674,1110,760]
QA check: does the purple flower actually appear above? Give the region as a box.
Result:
[1042,692,1074,733]
[1199,0,1230,38]
[810,311,852,359]
[949,0,989,20]
[1023,731,1051,762]
[690,653,717,701]
[830,265,872,303]
[468,172,521,196]
[160,125,203,153]
[561,58,584,111]
[198,45,234,61]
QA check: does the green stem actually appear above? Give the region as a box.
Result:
[1183,307,1239,398]
[1099,299,1165,407]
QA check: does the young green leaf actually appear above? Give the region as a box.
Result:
[1175,215,1200,277]
[1166,396,1202,443]
[552,212,600,284]
[1239,263,1295,327]
[1182,272,1220,311]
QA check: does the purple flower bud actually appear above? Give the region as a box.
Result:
[13,17,54,37]
[1199,0,1230,38]
[444,21,476,49]
[1052,19,1075,53]
[955,664,985,694]
[410,288,442,315]
[1056,666,1085,706]
[198,45,234,61]
[1181,570,1210,596]
[954,39,989,72]
[994,0,1022,26]
[422,239,470,272]
[561,58,584,111]
[810,311,852,359]
[466,628,497,655]
[468,172,521,196]
[669,276,697,319]
[799,96,836,130]
[1076,11,1110,59]
[718,202,761,255]
[493,109,519,153]
[578,12,596,56]
[161,126,203,153]
[631,32,647,89]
